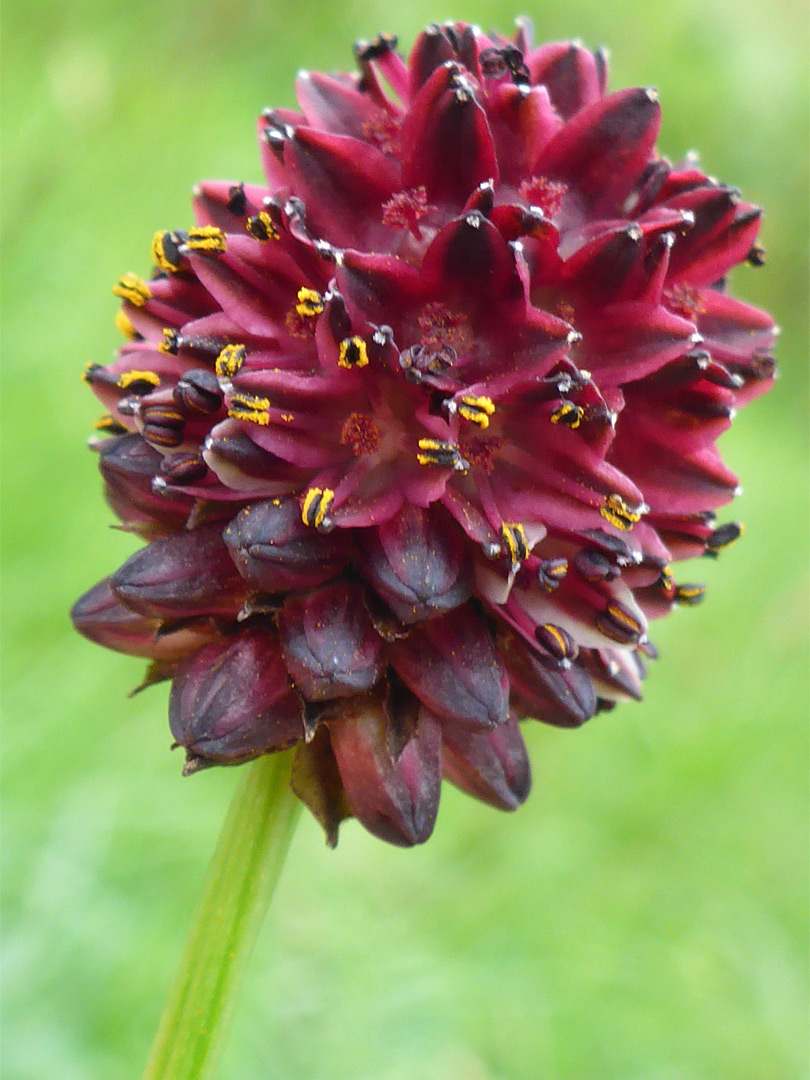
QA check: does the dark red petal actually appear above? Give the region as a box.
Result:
[169,628,304,767]
[390,604,509,728]
[329,690,442,846]
[422,211,522,304]
[407,24,456,97]
[187,252,284,338]
[528,40,602,119]
[536,87,661,218]
[359,503,473,623]
[111,522,248,620]
[335,249,425,332]
[402,62,498,209]
[295,70,381,140]
[442,711,531,810]
[486,84,563,186]
[277,581,384,701]
[578,301,697,385]
[283,127,400,248]
[224,497,348,592]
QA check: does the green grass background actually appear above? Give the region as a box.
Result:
[2,1,808,1077]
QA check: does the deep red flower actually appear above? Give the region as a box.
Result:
[72,21,775,846]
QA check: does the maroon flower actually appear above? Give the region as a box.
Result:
[72,21,776,846]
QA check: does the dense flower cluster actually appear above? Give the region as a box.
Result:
[72,20,775,845]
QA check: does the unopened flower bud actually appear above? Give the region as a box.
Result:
[111,522,248,620]
[169,628,304,769]
[224,497,348,593]
[328,690,442,846]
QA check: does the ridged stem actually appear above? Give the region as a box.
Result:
[142,751,301,1080]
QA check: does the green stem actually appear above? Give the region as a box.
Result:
[142,752,301,1080]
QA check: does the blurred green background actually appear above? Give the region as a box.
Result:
[2,0,808,1077]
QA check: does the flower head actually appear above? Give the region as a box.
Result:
[73,20,776,846]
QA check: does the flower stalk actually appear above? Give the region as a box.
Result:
[142,751,301,1080]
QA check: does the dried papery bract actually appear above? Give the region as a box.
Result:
[73,20,775,846]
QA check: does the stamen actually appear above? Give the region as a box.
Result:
[184,226,227,254]
[705,521,743,557]
[535,622,578,663]
[573,548,619,582]
[174,370,222,415]
[746,243,766,267]
[141,403,186,448]
[116,370,161,391]
[246,211,280,241]
[301,487,335,531]
[600,493,644,531]
[658,566,676,592]
[550,401,584,429]
[160,452,208,484]
[114,311,139,339]
[479,45,530,84]
[151,230,187,272]
[595,601,643,644]
[458,395,495,429]
[499,522,529,567]
[338,336,370,369]
[216,343,246,379]
[113,273,151,307]
[159,328,181,355]
[93,414,126,434]
[295,287,324,318]
[536,557,568,592]
[228,393,270,425]
[354,32,398,61]
[227,183,247,217]
[674,583,706,606]
[416,438,468,472]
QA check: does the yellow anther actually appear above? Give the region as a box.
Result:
[113,273,151,307]
[499,522,529,565]
[338,336,369,369]
[216,343,247,379]
[416,438,463,468]
[185,226,227,254]
[295,287,324,317]
[227,393,270,425]
[674,583,706,606]
[659,566,676,591]
[93,413,118,432]
[117,369,160,390]
[550,401,584,429]
[114,310,138,339]
[458,395,495,429]
[150,230,185,272]
[301,487,335,530]
[159,328,180,355]
[246,211,280,241]
[600,493,643,531]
